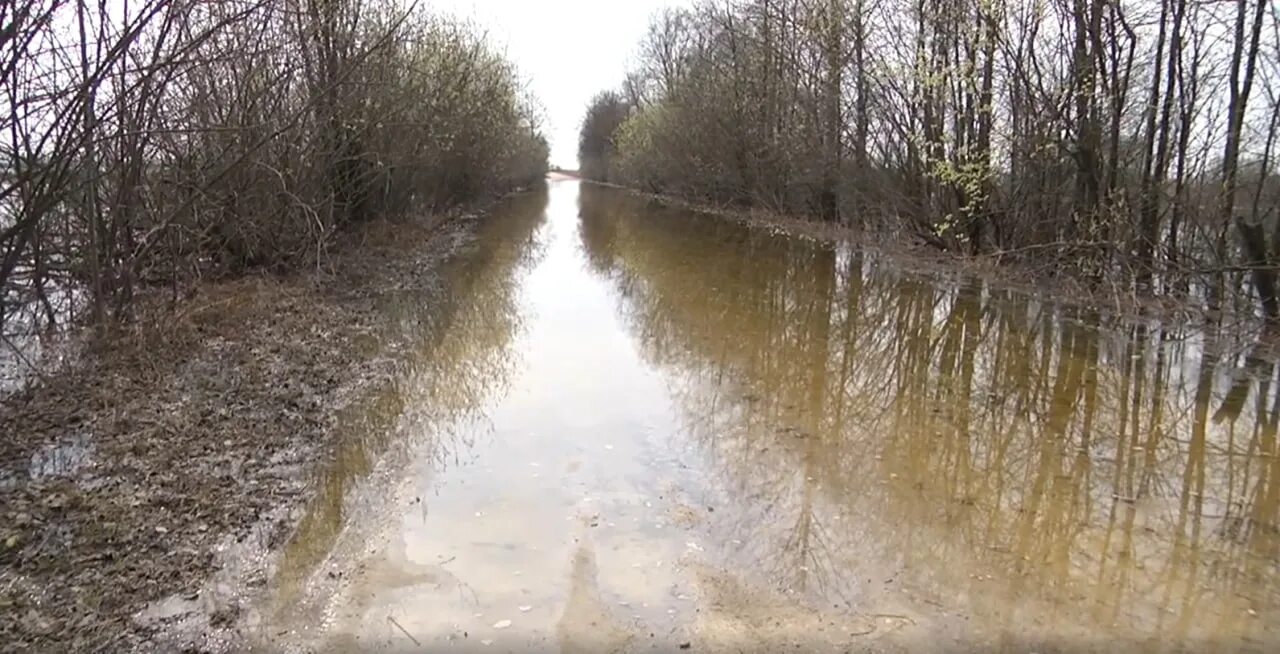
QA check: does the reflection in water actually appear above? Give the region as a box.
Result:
[578,184,1280,650]
[0,432,96,492]
[271,188,548,611]
[259,182,1280,653]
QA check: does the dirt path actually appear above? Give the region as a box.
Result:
[0,208,487,652]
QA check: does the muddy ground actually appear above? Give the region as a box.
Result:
[0,208,486,652]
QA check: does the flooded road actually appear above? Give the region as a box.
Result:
[255,179,1280,652]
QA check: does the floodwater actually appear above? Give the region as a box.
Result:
[254,179,1280,652]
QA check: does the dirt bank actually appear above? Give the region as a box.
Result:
[0,205,494,652]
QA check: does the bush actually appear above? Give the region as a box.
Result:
[0,0,548,329]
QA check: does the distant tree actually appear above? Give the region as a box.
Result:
[578,91,632,183]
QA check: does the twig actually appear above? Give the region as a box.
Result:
[863,612,917,626]
[387,615,421,647]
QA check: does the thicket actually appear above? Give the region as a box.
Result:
[1,0,548,332]
[580,0,1280,319]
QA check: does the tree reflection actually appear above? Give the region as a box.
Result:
[580,186,1280,648]
[273,187,549,606]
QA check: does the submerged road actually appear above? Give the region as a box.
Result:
[253,178,1280,652]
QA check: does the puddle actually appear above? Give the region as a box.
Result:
[251,180,1280,653]
[0,432,95,491]
[28,432,94,480]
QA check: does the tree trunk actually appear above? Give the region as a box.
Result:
[1238,218,1279,320]
[819,0,843,222]
[1220,0,1268,314]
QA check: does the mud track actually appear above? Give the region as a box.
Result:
[0,208,489,652]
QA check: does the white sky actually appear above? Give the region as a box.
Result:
[431,0,686,168]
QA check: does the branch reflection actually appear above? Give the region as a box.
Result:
[580,184,1280,648]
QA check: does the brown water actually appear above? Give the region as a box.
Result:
[254,179,1280,653]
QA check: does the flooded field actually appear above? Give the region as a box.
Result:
[253,179,1280,652]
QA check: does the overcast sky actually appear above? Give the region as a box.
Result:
[431,0,685,168]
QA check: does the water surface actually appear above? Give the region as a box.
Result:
[256,179,1280,652]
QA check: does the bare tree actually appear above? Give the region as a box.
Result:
[1,0,548,333]
[580,0,1280,320]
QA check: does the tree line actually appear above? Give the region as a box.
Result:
[579,0,1279,319]
[1,0,549,332]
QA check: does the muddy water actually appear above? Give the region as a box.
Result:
[255,180,1280,653]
